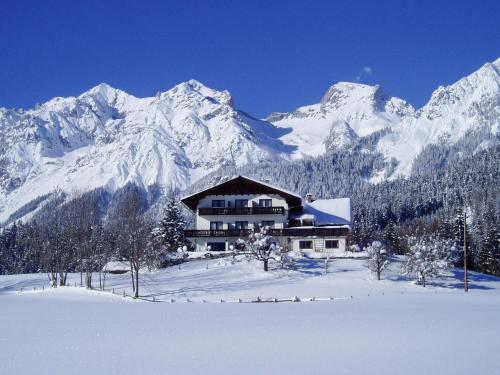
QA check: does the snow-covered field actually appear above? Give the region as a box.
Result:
[1,256,500,375]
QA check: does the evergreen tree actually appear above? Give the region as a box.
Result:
[383,220,401,254]
[150,198,187,268]
[452,206,474,269]
[478,209,499,275]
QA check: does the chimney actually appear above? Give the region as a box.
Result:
[305,193,315,203]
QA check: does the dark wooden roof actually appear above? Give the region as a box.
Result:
[181,175,302,211]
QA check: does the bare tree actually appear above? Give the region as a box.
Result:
[112,185,152,298]
[36,200,74,287]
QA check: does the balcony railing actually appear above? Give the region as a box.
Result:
[269,227,349,237]
[184,229,252,238]
[184,227,349,238]
[198,206,285,216]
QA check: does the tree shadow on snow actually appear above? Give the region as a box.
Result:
[0,278,49,295]
[292,258,324,276]
[426,269,499,290]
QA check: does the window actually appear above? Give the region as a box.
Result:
[210,221,223,230]
[235,199,248,208]
[234,221,249,230]
[207,242,225,251]
[299,240,313,249]
[325,240,339,249]
[261,221,275,228]
[259,199,272,207]
[212,200,225,208]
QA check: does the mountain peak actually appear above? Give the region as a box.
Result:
[80,82,133,105]
[420,56,499,119]
[167,79,232,106]
[186,79,207,90]
[86,82,120,96]
[0,58,497,223]
[320,82,380,107]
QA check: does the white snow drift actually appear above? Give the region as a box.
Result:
[1,257,499,375]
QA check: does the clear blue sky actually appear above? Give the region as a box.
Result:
[1,0,498,117]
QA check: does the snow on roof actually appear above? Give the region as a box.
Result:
[102,261,129,272]
[297,198,351,226]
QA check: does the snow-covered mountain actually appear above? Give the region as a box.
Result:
[267,82,415,157]
[0,80,292,222]
[378,57,499,176]
[0,58,498,222]
[269,58,499,178]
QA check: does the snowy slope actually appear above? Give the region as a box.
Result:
[268,82,414,157]
[379,57,500,176]
[1,58,498,222]
[1,257,500,375]
[269,58,499,177]
[0,80,292,222]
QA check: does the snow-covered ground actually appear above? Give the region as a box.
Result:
[1,256,499,374]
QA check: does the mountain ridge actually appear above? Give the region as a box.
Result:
[0,58,498,222]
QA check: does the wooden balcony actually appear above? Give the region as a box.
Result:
[270,227,349,237]
[198,206,285,216]
[184,227,349,238]
[184,229,252,238]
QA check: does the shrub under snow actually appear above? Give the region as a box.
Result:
[365,241,389,280]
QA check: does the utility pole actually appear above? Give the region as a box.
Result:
[463,206,468,292]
